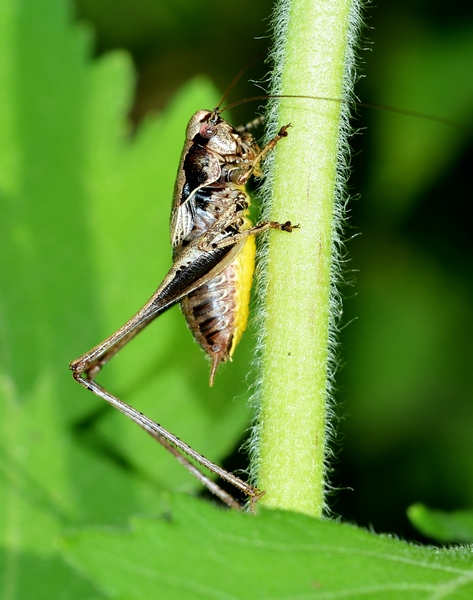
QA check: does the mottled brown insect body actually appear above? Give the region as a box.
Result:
[171,110,265,384]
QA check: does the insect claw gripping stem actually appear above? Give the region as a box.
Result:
[277,221,299,232]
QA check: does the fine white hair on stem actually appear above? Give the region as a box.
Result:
[247,0,365,515]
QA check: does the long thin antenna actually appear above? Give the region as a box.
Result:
[221,94,473,136]
[215,53,264,110]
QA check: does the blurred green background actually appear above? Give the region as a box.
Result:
[1,0,472,560]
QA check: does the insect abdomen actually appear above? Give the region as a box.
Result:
[180,232,256,385]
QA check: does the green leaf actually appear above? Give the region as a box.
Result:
[62,494,473,599]
[0,549,106,600]
[408,504,473,544]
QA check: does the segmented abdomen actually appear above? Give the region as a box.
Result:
[180,233,256,385]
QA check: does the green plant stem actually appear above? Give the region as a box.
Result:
[255,0,359,516]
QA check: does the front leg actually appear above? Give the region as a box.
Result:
[230,124,291,185]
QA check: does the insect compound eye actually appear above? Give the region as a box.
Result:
[199,122,217,139]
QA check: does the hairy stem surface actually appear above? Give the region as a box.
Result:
[253,0,361,516]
